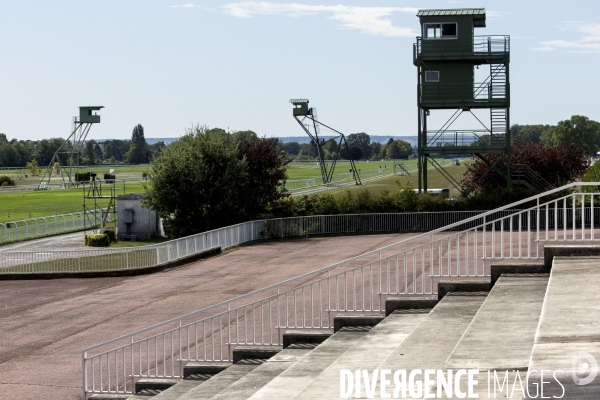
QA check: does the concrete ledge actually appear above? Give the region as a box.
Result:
[490,263,548,286]
[333,313,384,333]
[438,279,491,301]
[0,247,221,280]
[135,378,180,393]
[544,245,600,268]
[385,297,438,317]
[89,394,129,400]
[232,345,281,364]
[282,329,332,349]
[183,362,231,378]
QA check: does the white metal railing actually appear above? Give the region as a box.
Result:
[0,209,113,245]
[81,183,600,399]
[1,211,511,273]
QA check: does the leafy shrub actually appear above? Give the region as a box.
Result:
[76,172,91,182]
[104,173,116,182]
[0,176,15,187]
[103,228,116,243]
[84,233,110,247]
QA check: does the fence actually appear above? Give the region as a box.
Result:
[1,210,518,273]
[80,182,600,398]
[0,209,113,245]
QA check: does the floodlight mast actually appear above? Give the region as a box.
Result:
[290,99,361,186]
[39,106,104,188]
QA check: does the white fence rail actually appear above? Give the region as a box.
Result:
[0,209,113,245]
[80,183,600,399]
[2,211,516,273]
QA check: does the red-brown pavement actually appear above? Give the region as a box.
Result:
[0,233,427,400]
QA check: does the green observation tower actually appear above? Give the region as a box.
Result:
[414,8,510,193]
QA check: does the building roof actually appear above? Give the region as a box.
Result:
[417,8,486,27]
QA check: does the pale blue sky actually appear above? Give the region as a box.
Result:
[1,1,599,141]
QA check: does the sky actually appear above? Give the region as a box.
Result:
[1,0,599,141]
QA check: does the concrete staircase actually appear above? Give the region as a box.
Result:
[104,245,600,400]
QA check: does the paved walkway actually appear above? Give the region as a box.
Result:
[0,233,420,400]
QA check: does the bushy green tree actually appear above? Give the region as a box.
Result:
[551,115,600,155]
[347,132,371,159]
[143,126,289,238]
[126,124,150,164]
[144,126,246,237]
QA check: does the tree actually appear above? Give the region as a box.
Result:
[237,137,289,218]
[340,146,363,160]
[551,115,600,155]
[232,130,258,142]
[126,124,150,164]
[26,159,38,175]
[461,140,588,195]
[383,140,412,159]
[347,132,371,159]
[370,142,382,160]
[85,140,95,165]
[143,126,246,237]
[281,142,301,156]
[143,126,289,238]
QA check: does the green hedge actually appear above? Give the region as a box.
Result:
[75,172,91,182]
[103,228,116,243]
[85,233,110,247]
[104,173,116,181]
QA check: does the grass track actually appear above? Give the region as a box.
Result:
[0,183,147,223]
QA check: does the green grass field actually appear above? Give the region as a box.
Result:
[0,159,471,223]
[326,164,470,197]
[286,160,417,180]
[0,182,147,223]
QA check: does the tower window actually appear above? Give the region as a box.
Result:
[424,23,458,39]
[425,71,440,82]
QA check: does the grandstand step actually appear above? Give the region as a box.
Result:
[142,370,218,400]
[232,345,281,364]
[210,345,315,399]
[135,378,179,393]
[437,279,491,300]
[525,256,600,398]
[332,312,384,332]
[367,292,487,396]
[445,273,549,371]
[282,329,332,348]
[247,325,371,399]
[177,359,268,400]
[292,308,430,399]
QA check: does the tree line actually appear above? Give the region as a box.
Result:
[0,124,163,168]
[280,132,414,161]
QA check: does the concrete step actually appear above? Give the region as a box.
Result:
[176,359,268,400]
[247,325,372,399]
[139,371,217,400]
[445,273,549,371]
[525,256,600,399]
[293,308,430,399]
[210,345,315,399]
[349,292,486,399]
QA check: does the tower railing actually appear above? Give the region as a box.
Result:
[419,82,508,104]
[424,130,504,148]
[414,35,510,61]
[82,182,599,399]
